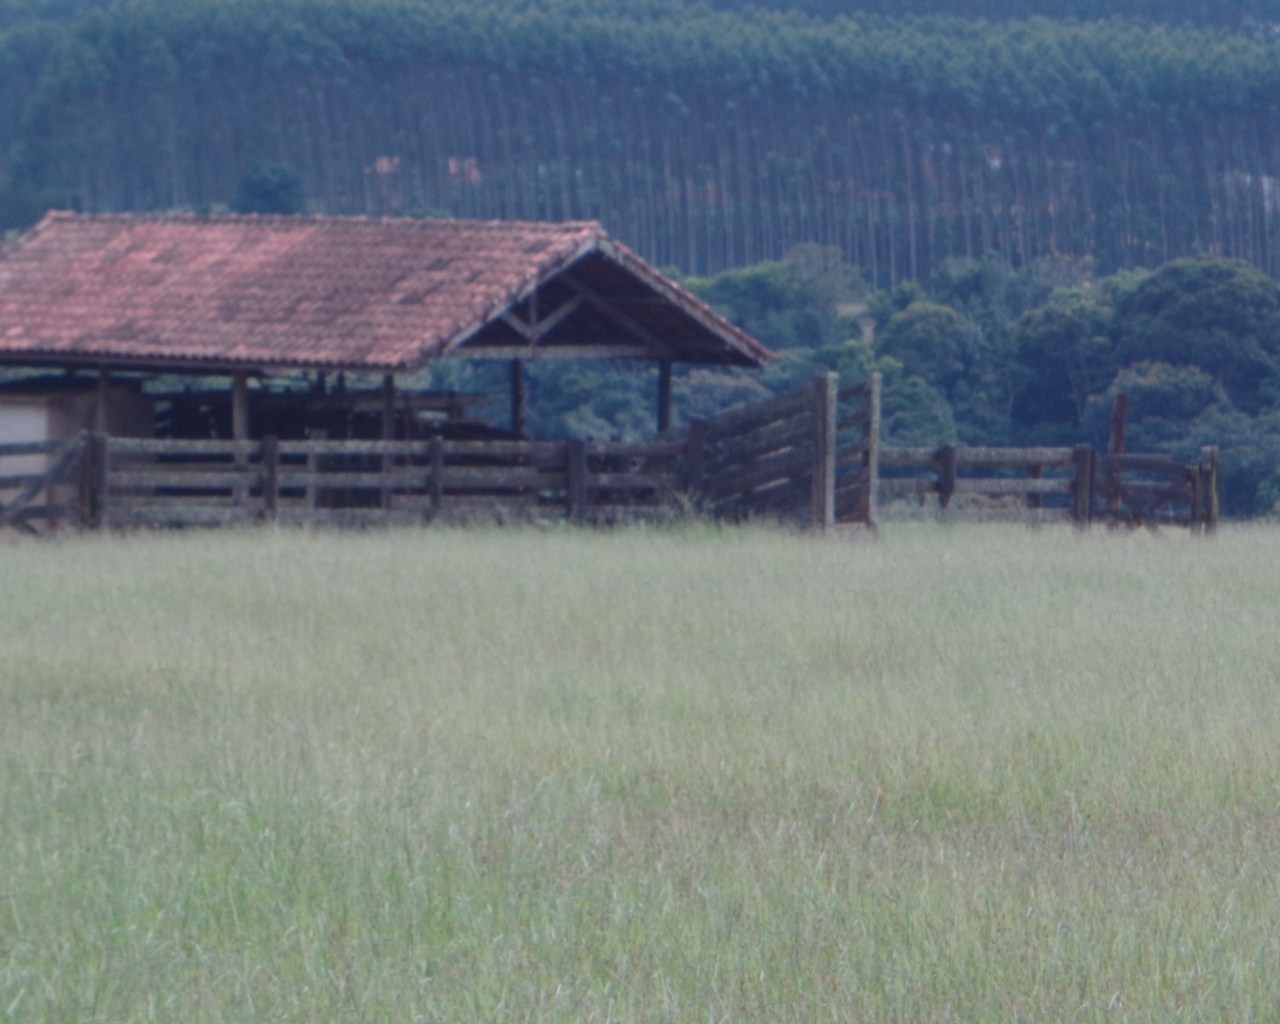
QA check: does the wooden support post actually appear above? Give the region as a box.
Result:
[231,373,250,506]
[1106,392,1129,511]
[937,444,957,511]
[811,372,837,531]
[78,432,109,530]
[567,438,588,525]
[657,360,673,436]
[261,434,279,522]
[1072,444,1095,528]
[429,435,444,519]
[861,372,881,530]
[1027,463,1043,515]
[95,367,109,434]
[1200,444,1220,534]
[381,374,395,510]
[231,373,250,441]
[510,359,525,439]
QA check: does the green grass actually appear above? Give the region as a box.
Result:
[3,522,1280,1022]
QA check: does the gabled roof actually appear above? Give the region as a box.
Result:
[0,212,773,373]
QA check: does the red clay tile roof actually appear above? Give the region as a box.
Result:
[0,212,772,372]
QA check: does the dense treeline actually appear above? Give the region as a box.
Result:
[4,0,1280,282]
[707,0,1280,30]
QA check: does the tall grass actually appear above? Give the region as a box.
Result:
[3,523,1280,1022]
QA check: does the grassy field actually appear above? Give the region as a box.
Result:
[3,521,1280,1022]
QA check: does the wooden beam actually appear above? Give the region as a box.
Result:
[500,296,585,344]
[561,273,680,359]
[448,344,671,361]
[657,360,672,435]
[95,366,109,433]
[231,373,250,440]
[510,359,525,439]
[381,374,395,440]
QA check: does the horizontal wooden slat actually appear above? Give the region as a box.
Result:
[0,440,66,457]
[589,472,680,491]
[954,446,1074,467]
[1098,454,1191,475]
[108,470,257,489]
[880,477,936,496]
[701,387,811,442]
[703,416,814,473]
[108,438,256,456]
[879,447,938,466]
[275,469,430,489]
[705,447,813,501]
[953,477,1073,496]
[585,440,684,460]
[108,505,257,526]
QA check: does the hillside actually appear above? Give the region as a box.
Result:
[3,0,1280,283]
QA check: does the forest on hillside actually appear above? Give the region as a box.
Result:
[3,0,1280,515]
[4,0,1280,283]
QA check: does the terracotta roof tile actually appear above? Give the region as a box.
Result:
[0,212,770,372]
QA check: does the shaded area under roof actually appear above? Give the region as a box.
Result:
[0,212,774,373]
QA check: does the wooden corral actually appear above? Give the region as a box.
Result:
[0,372,1220,536]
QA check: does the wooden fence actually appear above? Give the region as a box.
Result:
[878,442,1220,530]
[0,434,91,536]
[685,372,880,529]
[0,373,1220,535]
[88,434,686,529]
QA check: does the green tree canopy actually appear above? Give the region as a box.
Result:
[1112,257,1280,413]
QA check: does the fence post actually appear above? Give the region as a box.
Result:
[260,435,279,522]
[1200,445,1220,534]
[684,416,708,506]
[429,436,444,519]
[937,444,957,511]
[78,432,109,530]
[1071,444,1095,529]
[860,372,881,530]
[567,438,588,525]
[811,372,837,531]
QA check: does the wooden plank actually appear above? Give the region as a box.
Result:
[108,470,258,489]
[704,446,813,501]
[441,468,568,490]
[275,469,435,490]
[1072,444,1094,527]
[276,439,426,457]
[952,446,1074,467]
[712,477,810,521]
[952,477,1073,496]
[813,372,837,530]
[702,415,814,473]
[439,439,565,459]
[108,438,257,456]
[567,438,588,525]
[589,472,681,491]
[1200,445,1220,533]
[584,440,685,460]
[429,436,444,517]
[700,386,811,442]
[879,447,938,467]
[937,445,957,509]
[109,504,256,527]
[880,477,937,497]
[1099,453,1189,475]
[0,440,65,457]
[261,435,279,521]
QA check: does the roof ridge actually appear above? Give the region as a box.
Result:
[36,210,604,233]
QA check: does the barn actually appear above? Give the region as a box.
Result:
[0,211,773,444]
[0,212,788,529]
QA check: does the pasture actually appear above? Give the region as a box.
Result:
[3,523,1279,1022]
